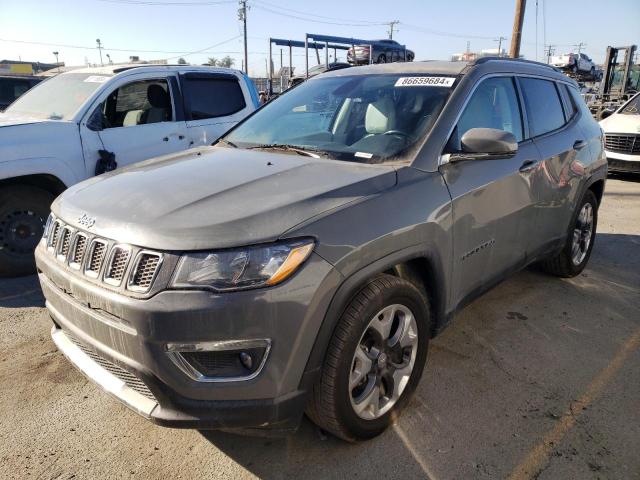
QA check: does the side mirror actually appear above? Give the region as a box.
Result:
[450,128,517,162]
[599,109,614,120]
[86,106,104,131]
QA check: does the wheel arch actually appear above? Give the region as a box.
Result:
[0,174,67,197]
[300,245,448,392]
[587,177,605,206]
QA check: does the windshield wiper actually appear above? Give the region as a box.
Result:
[246,143,326,158]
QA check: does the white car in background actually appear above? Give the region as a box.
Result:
[550,52,596,77]
[599,92,640,174]
[0,64,259,276]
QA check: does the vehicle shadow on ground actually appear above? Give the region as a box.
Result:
[608,172,640,183]
[200,233,639,480]
[0,274,44,308]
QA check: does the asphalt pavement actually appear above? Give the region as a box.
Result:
[1,177,638,480]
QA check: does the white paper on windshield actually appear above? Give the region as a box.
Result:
[84,75,110,83]
[354,152,373,159]
[395,77,456,87]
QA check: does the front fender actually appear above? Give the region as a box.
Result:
[0,156,80,188]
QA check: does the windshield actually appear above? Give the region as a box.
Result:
[620,94,639,115]
[224,74,454,163]
[4,73,111,120]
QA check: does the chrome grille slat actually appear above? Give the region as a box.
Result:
[45,218,163,292]
[69,233,88,269]
[605,133,640,155]
[85,240,108,278]
[104,246,131,286]
[128,252,162,292]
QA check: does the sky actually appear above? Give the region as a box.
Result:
[1,0,638,77]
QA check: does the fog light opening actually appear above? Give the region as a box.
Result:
[239,351,253,370]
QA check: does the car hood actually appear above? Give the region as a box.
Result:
[0,112,61,127]
[54,146,397,250]
[599,113,640,134]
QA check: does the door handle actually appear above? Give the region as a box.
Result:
[162,137,169,142]
[573,140,587,150]
[519,159,537,172]
[178,135,185,140]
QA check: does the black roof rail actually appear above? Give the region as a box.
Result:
[472,56,561,72]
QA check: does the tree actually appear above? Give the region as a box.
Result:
[177,57,187,65]
[218,56,235,68]
[205,56,235,68]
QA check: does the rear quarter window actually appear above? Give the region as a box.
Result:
[519,77,566,137]
[183,76,246,120]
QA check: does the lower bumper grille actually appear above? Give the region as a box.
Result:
[65,331,156,401]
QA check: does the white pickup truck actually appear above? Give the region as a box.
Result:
[550,52,596,77]
[0,64,259,276]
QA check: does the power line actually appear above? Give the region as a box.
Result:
[0,36,240,56]
[97,0,235,5]
[252,0,384,25]
[400,22,497,40]
[252,5,387,26]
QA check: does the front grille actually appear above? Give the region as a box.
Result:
[104,246,130,285]
[129,253,161,291]
[69,233,87,269]
[605,134,640,155]
[58,228,72,259]
[66,331,156,401]
[48,221,61,250]
[86,240,107,276]
[43,216,163,292]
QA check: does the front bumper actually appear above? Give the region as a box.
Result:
[606,150,640,173]
[36,241,340,430]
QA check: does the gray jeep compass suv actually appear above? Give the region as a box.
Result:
[36,58,606,442]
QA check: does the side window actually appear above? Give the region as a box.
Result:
[566,84,593,118]
[519,78,565,137]
[0,79,31,104]
[559,83,577,120]
[449,76,523,151]
[183,76,246,120]
[103,79,172,128]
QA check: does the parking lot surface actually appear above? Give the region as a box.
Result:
[1,177,638,480]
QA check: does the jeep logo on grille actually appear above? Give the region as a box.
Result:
[78,213,96,228]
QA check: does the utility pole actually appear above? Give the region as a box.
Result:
[387,20,400,40]
[52,51,59,72]
[238,0,248,74]
[495,36,507,57]
[544,44,556,64]
[509,0,526,58]
[96,38,104,66]
[573,42,587,55]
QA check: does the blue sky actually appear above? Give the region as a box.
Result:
[1,0,638,76]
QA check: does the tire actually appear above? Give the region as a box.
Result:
[539,189,598,278]
[377,54,387,64]
[590,67,595,78]
[306,274,431,442]
[0,185,54,277]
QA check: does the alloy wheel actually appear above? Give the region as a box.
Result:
[349,304,418,420]
[571,202,594,266]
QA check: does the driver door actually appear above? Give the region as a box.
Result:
[80,74,188,176]
[440,75,541,308]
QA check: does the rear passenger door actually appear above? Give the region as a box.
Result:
[518,77,589,256]
[441,76,541,308]
[180,72,253,146]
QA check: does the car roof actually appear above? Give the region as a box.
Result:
[59,64,244,77]
[319,58,573,84]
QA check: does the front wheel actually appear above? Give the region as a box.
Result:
[539,189,598,278]
[306,274,431,441]
[0,185,54,277]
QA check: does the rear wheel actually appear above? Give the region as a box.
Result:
[539,189,598,278]
[306,274,431,441]
[377,54,387,64]
[0,185,54,277]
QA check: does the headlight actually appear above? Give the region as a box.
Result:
[171,239,314,291]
